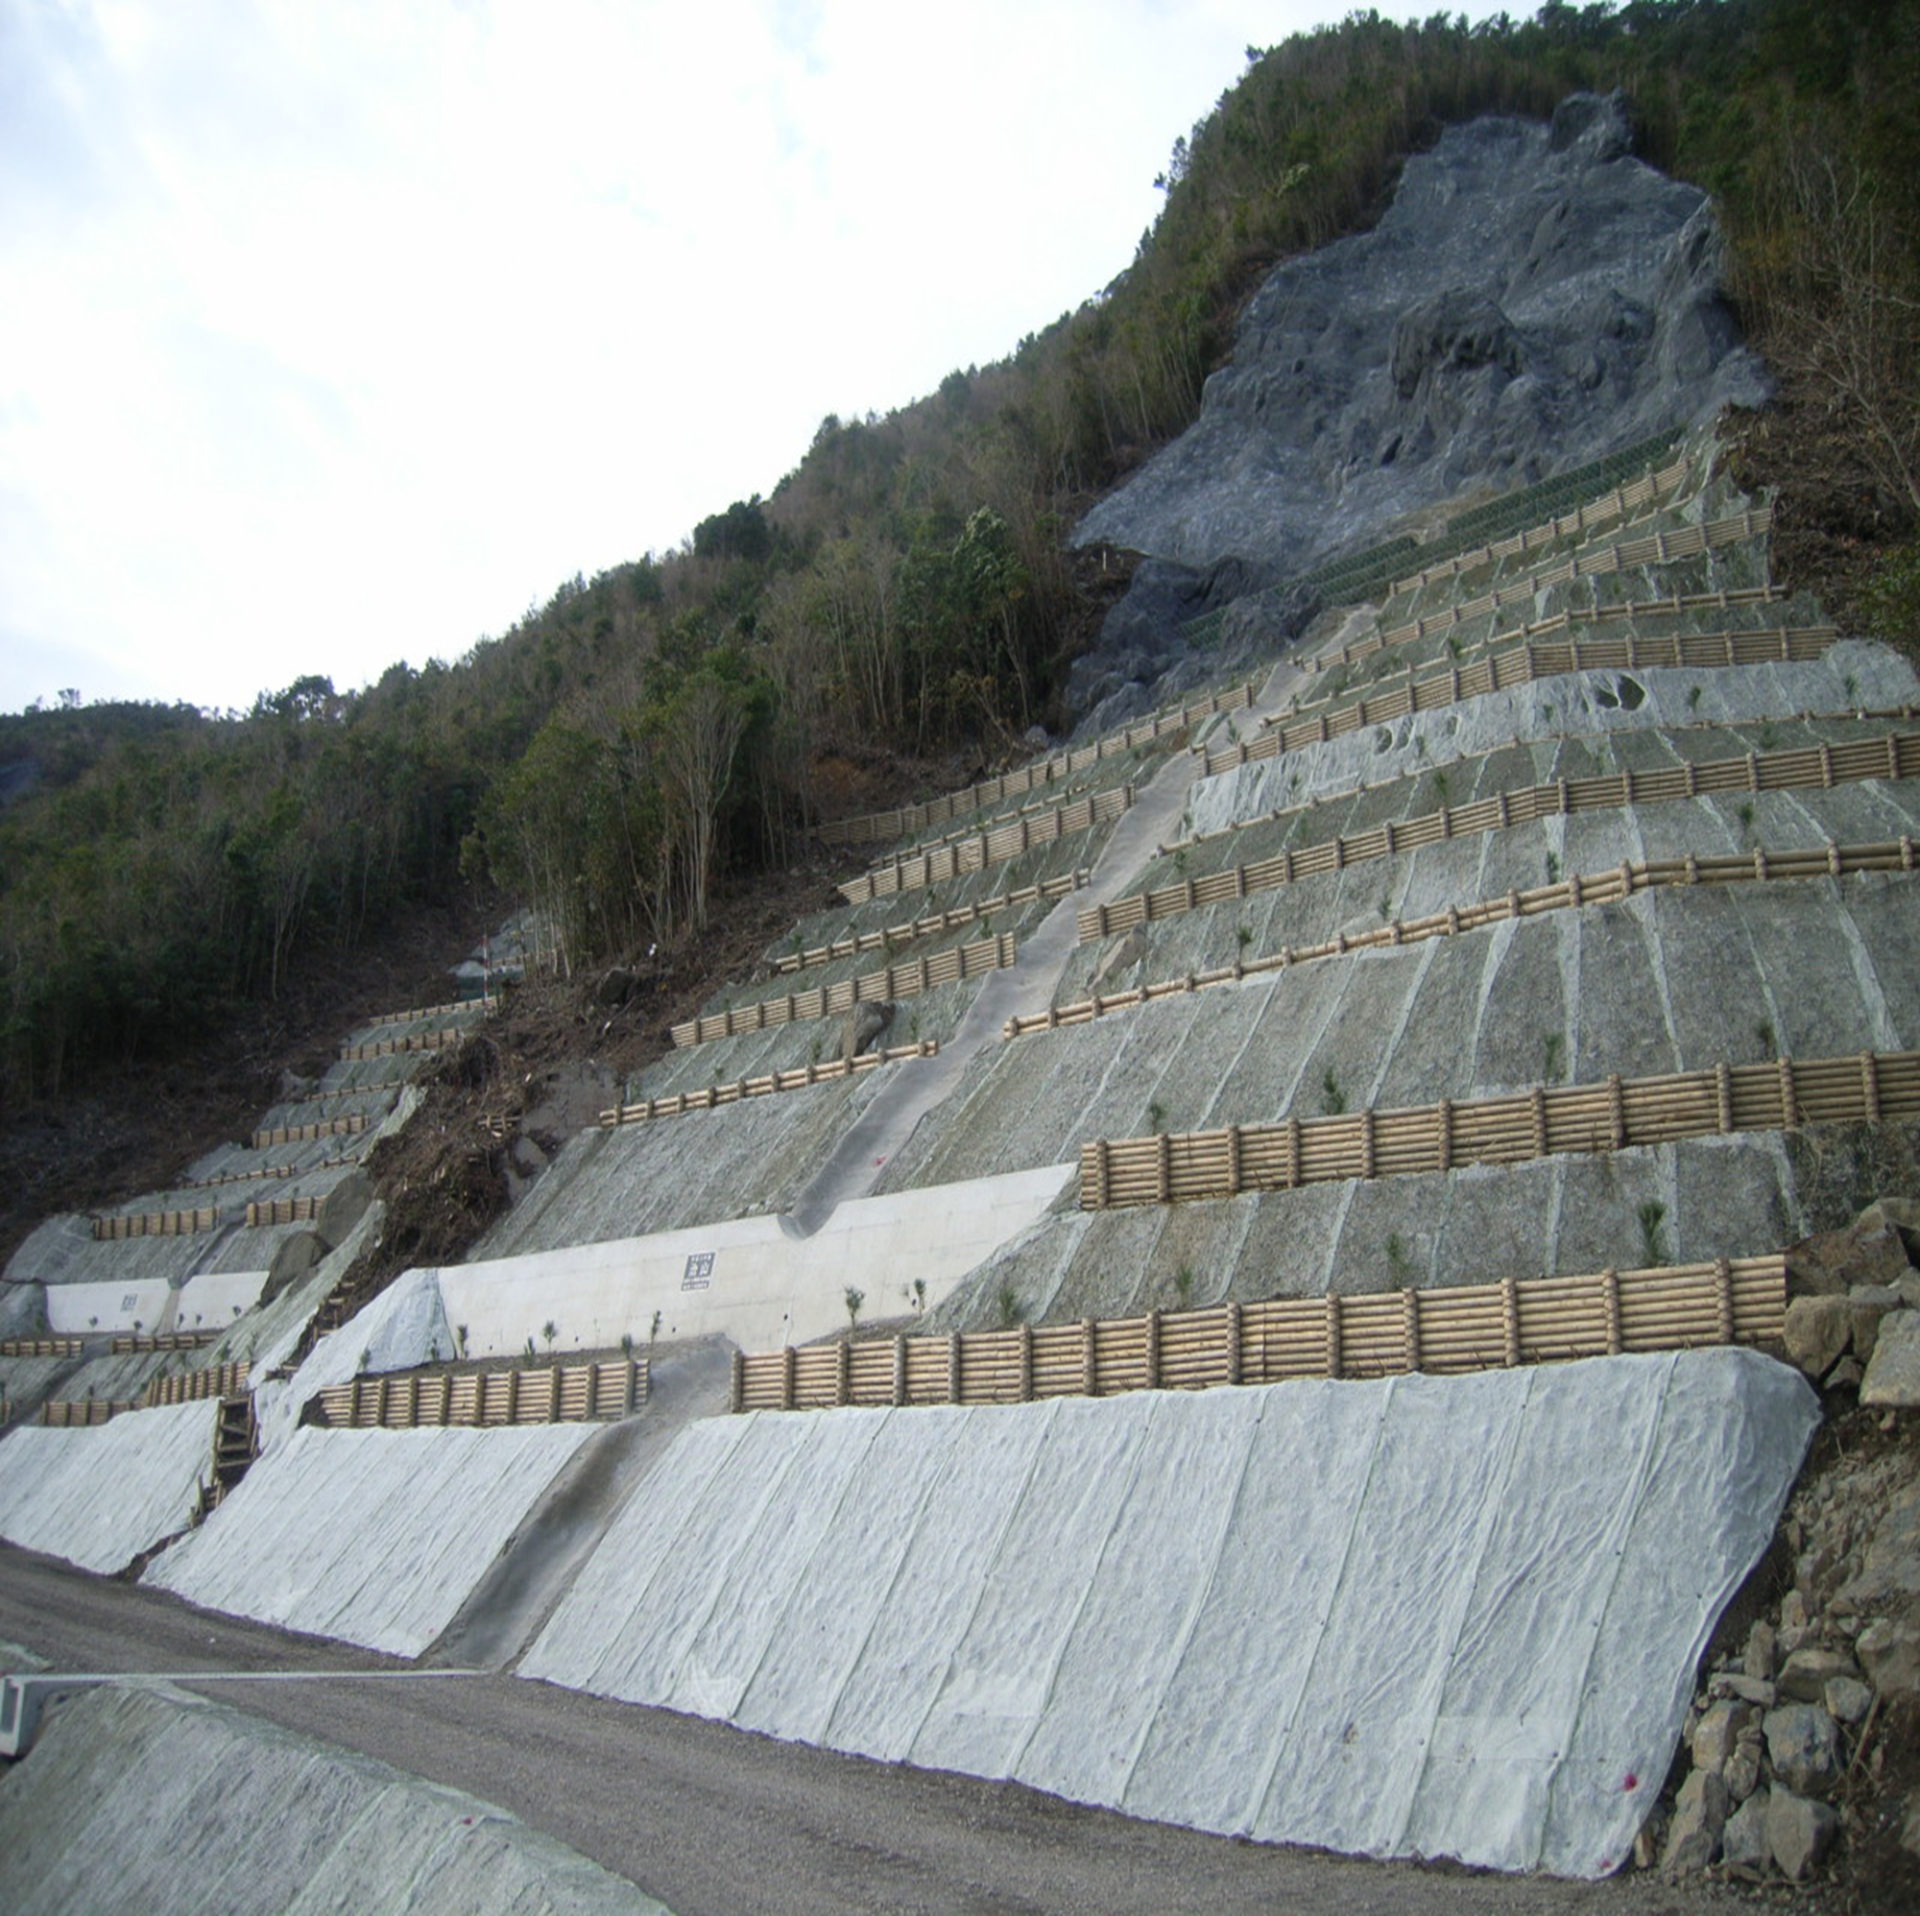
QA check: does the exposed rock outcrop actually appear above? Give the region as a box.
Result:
[1068,92,1768,725]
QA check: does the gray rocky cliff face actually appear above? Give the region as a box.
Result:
[1066,93,1767,725]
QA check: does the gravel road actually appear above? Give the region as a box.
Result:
[0,1542,1750,1916]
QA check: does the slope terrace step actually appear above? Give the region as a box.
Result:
[1087,727,1920,940]
[1018,837,1920,1038]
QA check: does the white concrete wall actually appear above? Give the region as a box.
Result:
[44,1277,177,1336]
[0,1402,215,1573]
[436,1163,1074,1357]
[522,1348,1816,1879]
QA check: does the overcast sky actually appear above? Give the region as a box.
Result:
[2,1,1510,717]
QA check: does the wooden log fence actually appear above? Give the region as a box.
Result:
[312,1357,648,1429]
[1313,583,1787,682]
[176,1154,358,1192]
[1080,729,1920,942]
[111,1330,222,1353]
[1016,838,1920,1039]
[1324,507,1772,673]
[339,1028,464,1062]
[839,787,1136,906]
[0,1337,85,1358]
[1382,452,1692,601]
[1078,1049,1920,1212]
[40,1400,140,1427]
[769,871,1088,975]
[1199,625,1838,776]
[142,1362,249,1408]
[671,933,1016,1047]
[602,1041,939,1127]
[253,1114,369,1149]
[730,1252,1786,1412]
[245,1196,324,1227]
[360,996,492,1026]
[91,1206,221,1241]
[814,681,1256,847]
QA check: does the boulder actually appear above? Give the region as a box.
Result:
[1857,1615,1920,1698]
[1725,1726,1765,1802]
[1763,1704,1845,1797]
[1720,1788,1770,1875]
[1691,1699,1753,1771]
[1743,1619,1778,1682]
[1861,1309,1920,1408]
[841,999,896,1063]
[1824,1675,1873,1725]
[1660,1766,1728,1874]
[1765,1788,1839,1883]
[1783,1295,1853,1377]
[1778,1647,1859,1704]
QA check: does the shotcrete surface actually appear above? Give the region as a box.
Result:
[0,1684,670,1916]
[522,1347,1817,1878]
[0,1401,216,1574]
[146,1422,597,1657]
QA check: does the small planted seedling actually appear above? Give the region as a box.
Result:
[1321,1067,1346,1116]
[997,1284,1022,1329]
[1637,1199,1668,1267]
[844,1286,865,1331]
[1543,1031,1565,1082]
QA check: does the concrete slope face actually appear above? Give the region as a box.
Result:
[146,1423,597,1657]
[523,1347,1817,1878]
[0,1402,215,1574]
[0,1685,668,1916]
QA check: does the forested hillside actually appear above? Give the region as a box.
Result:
[3,0,1915,1105]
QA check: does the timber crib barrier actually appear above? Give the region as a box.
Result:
[40,1400,140,1426]
[253,1114,369,1148]
[1080,1049,1920,1211]
[312,1357,648,1429]
[1012,839,1920,1038]
[730,1253,1787,1411]
[1381,453,1693,600]
[90,1206,221,1240]
[143,1362,249,1407]
[111,1331,221,1353]
[602,1041,937,1127]
[1311,583,1786,682]
[1204,625,1839,775]
[339,1028,463,1062]
[1081,730,1920,941]
[1326,507,1773,671]
[770,872,1087,975]
[34,1360,248,1426]
[672,933,1016,1046]
[838,787,1136,906]
[0,1338,85,1358]
[813,681,1257,847]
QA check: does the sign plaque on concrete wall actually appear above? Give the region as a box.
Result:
[681,1252,714,1292]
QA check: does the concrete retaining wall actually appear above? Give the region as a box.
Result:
[522,1347,1816,1878]
[444,1165,1073,1358]
[0,1402,215,1573]
[146,1423,597,1657]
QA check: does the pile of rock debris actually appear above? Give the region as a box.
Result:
[1645,1199,1920,1900]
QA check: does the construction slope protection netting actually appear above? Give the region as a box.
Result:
[0,1401,218,1574]
[521,1346,1817,1879]
[0,1685,670,1916]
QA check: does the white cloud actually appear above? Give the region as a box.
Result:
[0,0,1510,714]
